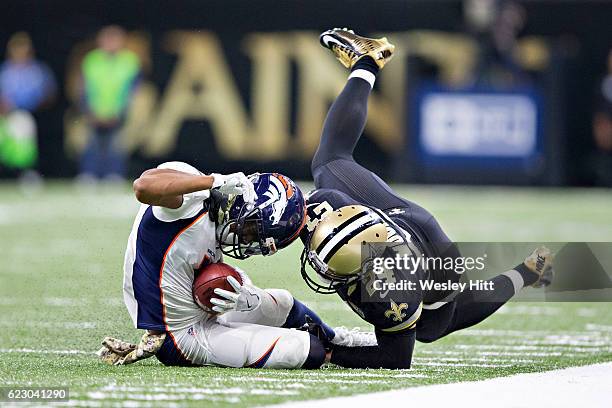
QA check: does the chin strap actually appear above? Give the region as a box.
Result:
[209,189,230,225]
[263,237,277,255]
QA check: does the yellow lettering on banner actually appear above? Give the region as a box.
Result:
[144,31,251,158]
[64,30,551,162]
[145,31,406,160]
[242,33,292,158]
[291,32,401,156]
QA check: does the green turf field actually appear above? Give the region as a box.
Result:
[1,182,611,407]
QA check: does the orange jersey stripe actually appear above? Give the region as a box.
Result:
[158,211,209,362]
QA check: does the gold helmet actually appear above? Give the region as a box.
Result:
[301,205,389,293]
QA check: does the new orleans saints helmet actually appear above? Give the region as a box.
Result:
[301,205,390,293]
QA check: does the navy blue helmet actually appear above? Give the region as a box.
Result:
[217,173,306,259]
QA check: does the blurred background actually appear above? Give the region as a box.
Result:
[0,0,611,188]
[1,4,612,401]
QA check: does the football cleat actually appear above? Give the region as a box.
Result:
[523,246,555,288]
[331,326,378,347]
[319,27,395,69]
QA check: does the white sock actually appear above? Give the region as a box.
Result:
[502,269,525,295]
[348,69,376,88]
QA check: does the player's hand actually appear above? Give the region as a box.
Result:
[297,317,334,351]
[210,276,261,314]
[97,336,136,365]
[97,332,166,365]
[211,172,258,204]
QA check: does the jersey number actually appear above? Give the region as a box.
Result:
[305,201,334,233]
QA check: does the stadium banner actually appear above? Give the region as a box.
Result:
[359,242,612,302]
[2,0,610,183]
[410,85,545,184]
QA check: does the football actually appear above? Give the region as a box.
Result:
[193,262,243,313]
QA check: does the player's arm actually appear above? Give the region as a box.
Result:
[133,168,256,209]
[328,329,415,369]
[133,169,214,208]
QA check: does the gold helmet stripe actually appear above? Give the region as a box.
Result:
[319,214,384,263]
[315,210,369,253]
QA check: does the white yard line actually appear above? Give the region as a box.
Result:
[0,348,90,355]
[269,362,612,408]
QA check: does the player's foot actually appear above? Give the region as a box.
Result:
[331,326,378,347]
[319,28,395,70]
[523,246,554,288]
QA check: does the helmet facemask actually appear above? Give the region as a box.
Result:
[300,235,359,294]
[217,201,279,259]
[216,172,306,259]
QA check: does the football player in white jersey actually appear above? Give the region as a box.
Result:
[98,161,358,369]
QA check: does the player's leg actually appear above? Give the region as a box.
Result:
[417,247,553,343]
[311,59,376,172]
[155,329,202,366]
[206,321,325,369]
[311,56,407,209]
[220,289,336,338]
[156,319,324,369]
[219,272,336,338]
[312,30,438,216]
[417,270,533,343]
[445,247,553,334]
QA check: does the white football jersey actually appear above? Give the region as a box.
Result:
[123,161,222,332]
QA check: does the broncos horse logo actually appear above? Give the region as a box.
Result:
[258,174,294,225]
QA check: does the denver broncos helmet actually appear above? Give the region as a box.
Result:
[217,173,306,259]
[301,205,391,293]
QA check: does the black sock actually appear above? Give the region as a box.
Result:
[514,263,539,286]
[301,335,326,369]
[351,56,379,76]
[282,298,336,341]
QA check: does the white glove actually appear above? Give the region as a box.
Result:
[211,172,257,204]
[210,276,261,314]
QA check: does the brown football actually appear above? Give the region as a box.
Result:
[193,262,243,314]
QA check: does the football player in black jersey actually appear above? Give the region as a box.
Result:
[299,28,554,369]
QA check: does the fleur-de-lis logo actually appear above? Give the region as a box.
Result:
[384,300,408,322]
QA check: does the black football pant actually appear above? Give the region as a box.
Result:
[311,77,451,244]
[312,76,521,342]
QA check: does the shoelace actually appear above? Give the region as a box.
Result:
[335,326,377,347]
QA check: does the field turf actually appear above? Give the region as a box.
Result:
[1,182,611,407]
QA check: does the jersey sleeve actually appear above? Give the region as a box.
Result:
[151,161,211,222]
[301,188,357,244]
